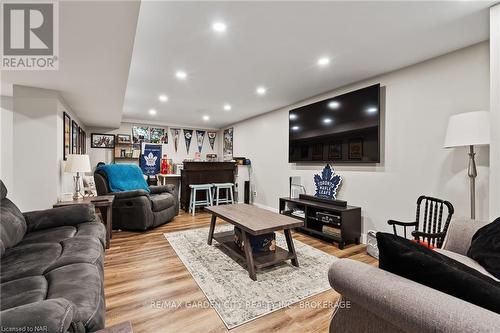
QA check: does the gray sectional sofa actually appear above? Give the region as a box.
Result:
[328,218,500,333]
[0,181,106,332]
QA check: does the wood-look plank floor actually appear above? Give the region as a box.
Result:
[104,211,377,333]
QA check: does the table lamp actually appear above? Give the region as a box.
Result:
[444,111,490,219]
[65,154,91,200]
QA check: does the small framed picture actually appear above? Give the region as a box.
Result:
[63,112,71,160]
[91,133,115,148]
[328,142,342,160]
[72,120,79,154]
[116,134,132,144]
[348,139,363,160]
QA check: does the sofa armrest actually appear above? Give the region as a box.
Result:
[443,218,489,255]
[0,299,75,333]
[24,205,97,233]
[112,189,150,200]
[149,184,176,195]
[328,259,500,332]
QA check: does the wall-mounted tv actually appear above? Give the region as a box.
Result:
[289,83,380,163]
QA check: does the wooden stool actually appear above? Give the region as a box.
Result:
[212,183,234,205]
[189,184,213,216]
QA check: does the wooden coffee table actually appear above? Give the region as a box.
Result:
[205,204,304,281]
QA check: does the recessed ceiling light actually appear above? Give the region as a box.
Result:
[149,109,157,115]
[289,113,297,120]
[328,101,340,109]
[212,21,227,33]
[158,94,168,102]
[291,126,300,131]
[202,115,210,121]
[317,57,331,66]
[367,107,378,114]
[223,104,232,111]
[323,118,333,124]
[175,70,187,80]
[256,86,267,95]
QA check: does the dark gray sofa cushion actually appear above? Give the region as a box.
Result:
[0,198,27,253]
[151,192,175,212]
[0,298,75,333]
[46,263,105,332]
[24,204,98,232]
[1,243,62,283]
[0,276,48,311]
[20,226,76,245]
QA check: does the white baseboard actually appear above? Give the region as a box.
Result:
[252,202,279,213]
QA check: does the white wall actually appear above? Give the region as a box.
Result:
[7,85,86,211]
[230,42,490,238]
[87,122,221,169]
[1,96,14,192]
[490,5,500,219]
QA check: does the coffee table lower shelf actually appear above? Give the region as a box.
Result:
[213,231,295,270]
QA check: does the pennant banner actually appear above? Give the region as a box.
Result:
[140,144,162,176]
[207,131,217,150]
[196,130,206,153]
[183,129,193,153]
[170,128,181,152]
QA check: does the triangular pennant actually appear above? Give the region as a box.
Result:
[196,130,206,153]
[207,131,217,150]
[170,128,181,152]
[183,129,193,153]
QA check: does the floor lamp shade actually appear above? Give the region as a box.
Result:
[444,111,490,220]
[444,111,490,148]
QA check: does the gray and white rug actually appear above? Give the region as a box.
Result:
[164,225,337,329]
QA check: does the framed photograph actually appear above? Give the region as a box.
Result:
[81,130,86,153]
[63,112,71,160]
[132,125,150,144]
[150,127,167,144]
[91,133,115,148]
[328,142,342,160]
[78,127,83,154]
[348,139,363,160]
[72,120,79,154]
[116,134,132,144]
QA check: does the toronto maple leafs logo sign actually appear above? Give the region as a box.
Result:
[140,144,161,176]
[314,164,342,199]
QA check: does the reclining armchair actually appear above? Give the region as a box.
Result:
[94,165,179,231]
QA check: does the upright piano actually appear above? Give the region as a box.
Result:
[180,162,236,211]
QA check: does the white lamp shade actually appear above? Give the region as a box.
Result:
[65,154,91,173]
[444,111,490,148]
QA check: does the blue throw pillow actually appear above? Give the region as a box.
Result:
[97,164,149,193]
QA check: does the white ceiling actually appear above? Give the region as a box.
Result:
[123,1,493,129]
[1,0,140,128]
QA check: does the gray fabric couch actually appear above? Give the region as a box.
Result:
[0,181,106,333]
[94,169,179,231]
[328,218,500,333]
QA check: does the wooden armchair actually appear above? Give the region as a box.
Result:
[388,195,454,248]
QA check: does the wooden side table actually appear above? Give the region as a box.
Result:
[53,195,115,249]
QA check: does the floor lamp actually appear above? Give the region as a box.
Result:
[444,111,490,219]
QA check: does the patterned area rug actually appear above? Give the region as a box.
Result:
[164,225,337,329]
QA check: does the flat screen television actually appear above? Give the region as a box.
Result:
[289,83,380,163]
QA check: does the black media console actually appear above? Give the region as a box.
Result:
[279,195,361,249]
